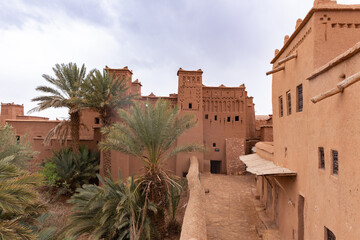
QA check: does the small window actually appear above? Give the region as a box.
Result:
[279,96,283,117]
[213,143,216,147]
[95,117,100,124]
[189,103,192,109]
[205,114,208,119]
[332,150,338,175]
[227,117,231,122]
[214,115,217,121]
[214,148,220,152]
[297,84,303,112]
[16,136,20,142]
[235,116,239,121]
[319,147,325,169]
[325,227,336,240]
[287,91,292,115]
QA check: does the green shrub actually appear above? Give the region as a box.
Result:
[43,145,99,191]
[42,161,60,187]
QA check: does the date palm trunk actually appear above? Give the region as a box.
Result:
[70,111,80,153]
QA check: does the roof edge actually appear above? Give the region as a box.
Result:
[271,5,360,64]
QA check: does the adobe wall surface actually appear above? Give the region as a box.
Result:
[260,126,273,142]
[180,156,207,240]
[305,50,360,239]
[225,138,246,175]
[269,2,360,239]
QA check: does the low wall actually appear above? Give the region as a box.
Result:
[180,156,207,240]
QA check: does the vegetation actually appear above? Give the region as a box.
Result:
[64,172,156,240]
[0,124,35,167]
[42,145,99,192]
[30,63,87,153]
[0,124,47,240]
[81,69,135,176]
[100,99,204,238]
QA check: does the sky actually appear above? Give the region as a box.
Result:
[0,0,359,119]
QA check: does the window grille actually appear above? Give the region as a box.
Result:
[279,96,283,117]
[287,91,292,115]
[319,147,325,169]
[332,150,338,175]
[297,84,303,112]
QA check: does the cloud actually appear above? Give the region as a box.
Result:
[1,0,355,118]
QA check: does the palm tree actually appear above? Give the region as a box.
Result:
[29,63,86,153]
[0,157,43,240]
[100,99,204,238]
[80,69,135,176]
[63,173,156,240]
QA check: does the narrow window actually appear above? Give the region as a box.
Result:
[16,135,20,142]
[214,115,217,121]
[297,84,303,112]
[95,117,100,124]
[227,116,231,122]
[213,143,216,147]
[279,96,283,117]
[287,91,292,115]
[235,116,239,121]
[189,103,192,109]
[325,227,336,240]
[205,114,208,119]
[332,150,338,175]
[319,147,325,169]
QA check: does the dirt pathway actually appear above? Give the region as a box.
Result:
[201,173,262,240]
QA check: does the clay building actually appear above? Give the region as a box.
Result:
[241,0,360,239]
[104,66,257,178]
[0,102,101,171]
[255,115,273,142]
[1,66,257,178]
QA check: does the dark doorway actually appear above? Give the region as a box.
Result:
[210,160,221,174]
[298,194,305,240]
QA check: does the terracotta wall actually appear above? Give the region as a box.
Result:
[268,2,360,239]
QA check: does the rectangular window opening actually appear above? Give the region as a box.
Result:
[297,84,303,112]
[213,143,216,147]
[16,135,20,142]
[205,114,208,119]
[279,96,283,117]
[332,150,338,175]
[227,116,231,122]
[287,91,292,115]
[189,103,192,109]
[95,117,100,124]
[214,115,217,121]
[319,147,325,169]
[235,116,239,121]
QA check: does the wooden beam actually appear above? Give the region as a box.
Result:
[277,53,297,65]
[337,71,360,91]
[266,66,285,76]
[311,71,360,103]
